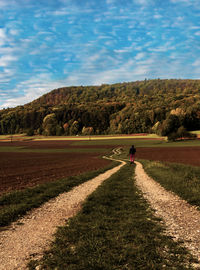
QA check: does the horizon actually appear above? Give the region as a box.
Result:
[1,0,200,109]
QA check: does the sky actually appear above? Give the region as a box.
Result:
[0,0,200,109]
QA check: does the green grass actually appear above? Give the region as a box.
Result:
[0,161,118,228]
[140,160,200,209]
[191,130,200,135]
[33,133,164,140]
[1,134,199,149]
[0,134,163,141]
[73,138,164,147]
[29,164,196,270]
[73,138,200,148]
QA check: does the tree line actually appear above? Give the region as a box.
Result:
[0,79,200,138]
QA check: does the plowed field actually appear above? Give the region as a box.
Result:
[0,140,112,195]
[137,147,200,167]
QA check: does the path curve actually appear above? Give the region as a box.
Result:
[135,161,200,265]
[0,159,125,270]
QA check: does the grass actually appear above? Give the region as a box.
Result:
[1,133,199,148]
[140,159,200,209]
[0,134,162,141]
[29,164,196,270]
[33,133,164,140]
[73,138,200,148]
[0,161,118,228]
[0,138,200,154]
[73,139,165,147]
[191,130,200,135]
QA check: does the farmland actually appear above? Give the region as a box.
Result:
[1,135,200,269]
[0,135,200,195]
[136,147,200,167]
[0,140,113,195]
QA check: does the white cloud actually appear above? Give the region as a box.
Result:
[0,47,16,54]
[0,28,6,39]
[0,68,15,77]
[148,42,176,53]
[190,26,200,30]
[134,52,146,60]
[0,28,7,46]
[154,14,162,19]
[170,0,190,3]
[51,10,69,16]
[106,0,115,4]
[0,55,18,67]
[0,73,64,109]
[63,58,151,87]
[114,49,129,53]
[9,29,20,36]
[192,59,200,66]
[134,0,151,5]
[0,0,10,7]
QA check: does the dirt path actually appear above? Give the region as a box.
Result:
[2,155,200,269]
[0,160,125,270]
[135,161,200,266]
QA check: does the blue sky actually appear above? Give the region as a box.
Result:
[0,0,200,109]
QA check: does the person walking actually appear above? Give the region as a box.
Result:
[129,145,136,164]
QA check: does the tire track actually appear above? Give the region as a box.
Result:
[0,158,125,270]
[135,161,200,267]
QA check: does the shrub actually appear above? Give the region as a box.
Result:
[26,128,34,136]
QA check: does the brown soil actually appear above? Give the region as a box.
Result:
[0,140,114,149]
[0,152,111,195]
[0,160,125,270]
[137,147,200,167]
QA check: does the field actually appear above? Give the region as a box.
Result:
[29,164,196,270]
[0,140,113,195]
[136,147,200,167]
[1,135,200,268]
[0,135,200,195]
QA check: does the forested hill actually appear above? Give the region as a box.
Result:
[31,79,200,105]
[1,79,200,137]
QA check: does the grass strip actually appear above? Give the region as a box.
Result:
[140,159,200,209]
[0,161,118,228]
[29,164,196,270]
[73,139,200,147]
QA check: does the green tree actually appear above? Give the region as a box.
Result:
[42,113,57,136]
[70,121,79,135]
[56,125,63,136]
[160,115,180,136]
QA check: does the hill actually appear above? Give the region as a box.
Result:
[0,79,200,136]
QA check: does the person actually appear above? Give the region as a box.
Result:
[129,145,136,164]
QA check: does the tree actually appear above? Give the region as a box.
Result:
[160,115,180,136]
[82,126,94,135]
[26,128,34,136]
[42,113,57,136]
[70,121,79,135]
[56,125,63,136]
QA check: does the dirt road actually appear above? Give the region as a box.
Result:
[0,160,125,270]
[1,158,200,269]
[135,161,200,266]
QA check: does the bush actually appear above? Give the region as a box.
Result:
[167,127,197,141]
[26,128,34,136]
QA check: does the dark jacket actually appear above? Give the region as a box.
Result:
[129,146,136,155]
